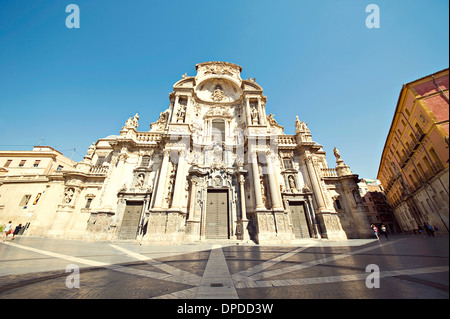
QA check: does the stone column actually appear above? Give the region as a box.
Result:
[257,97,266,125]
[245,98,252,125]
[153,150,171,209]
[304,198,320,239]
[185,96,192,124]
[265,150,283,210]
[305,155,326,211]
[238,174,250,240]
[171,149,187,211]
[170,95,180,123]
[239,175,248,221]
[251,150,265,210]
[187,179,197,221]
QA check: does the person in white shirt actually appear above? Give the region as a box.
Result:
[2,221,13,242]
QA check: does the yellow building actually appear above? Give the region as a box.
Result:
[377,68,449,233]
[0,146,76,232]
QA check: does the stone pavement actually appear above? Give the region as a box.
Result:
[0,235,448,299]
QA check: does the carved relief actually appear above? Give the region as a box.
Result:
[150,110,169,132]
[202,63,235,77]
[64,187,75,204]
[176,105,186,123]
[323,214,342,232]
[211,88,226,102]
[123,113,140,130]
[87,213,111,233]
[135,173,145,188]
[250,106,259,124]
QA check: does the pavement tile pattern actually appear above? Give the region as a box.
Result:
[0,235,448,299]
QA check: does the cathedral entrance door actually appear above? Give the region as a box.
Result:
[205,190,229,239]
[289,202,311,238]
[118,201,143,240]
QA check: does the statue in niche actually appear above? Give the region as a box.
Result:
[260,179,267,206]
[176,106,186,123]
[190,120,203,144]
[214,176,222,188]
[135,174,145,188]
[288,175,296,191]
[64,188,75,204]
[251,107,259,124]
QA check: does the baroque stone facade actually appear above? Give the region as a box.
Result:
[3,61,373,243]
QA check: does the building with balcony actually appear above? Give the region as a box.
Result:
[1,62,373,243]
[358,178,400,233]
[377,68,449,233]
[0,146,77,232]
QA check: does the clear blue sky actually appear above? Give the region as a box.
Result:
[0,0,448,179]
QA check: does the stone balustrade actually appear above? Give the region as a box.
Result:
[136,132,161,143]
[89,165,109,174]
[321,168,338,177]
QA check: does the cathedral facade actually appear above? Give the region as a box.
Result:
[15,62,373,243]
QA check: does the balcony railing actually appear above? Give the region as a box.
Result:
[136,132,161,143]
[89,165,109,174]
[321,168,338,177]
[399,132,426,168]
[277,136,296,145]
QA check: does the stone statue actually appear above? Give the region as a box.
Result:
[124,113,140,129]
[295,115,310,133]
[135,174,145,188]
[132,113,140,127]
[288,175,296,190]
[176,106,186,123]
[267,113,278,126]
[86,143,96,158]
[333,147,341,161]
[295,116,302,132]
[64,188,74,204]
[251,107,259,124]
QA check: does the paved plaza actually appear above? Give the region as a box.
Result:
[0,235,448,299]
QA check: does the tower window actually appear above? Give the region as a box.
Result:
[141,156,151,167]
[283,158,293,169]
[85,198,93,209]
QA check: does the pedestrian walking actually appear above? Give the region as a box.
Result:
[434,225,439,236]
[12,224,22,240]
[426,223,435,237]
[418,224,423,235]
[371,224,379,240]
[380,224,388,239]
[1,221,13,242]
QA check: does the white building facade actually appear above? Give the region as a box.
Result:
[1,62,373,243]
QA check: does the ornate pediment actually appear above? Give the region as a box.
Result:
[195,79,242,103]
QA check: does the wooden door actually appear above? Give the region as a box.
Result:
[205,190,229,239]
